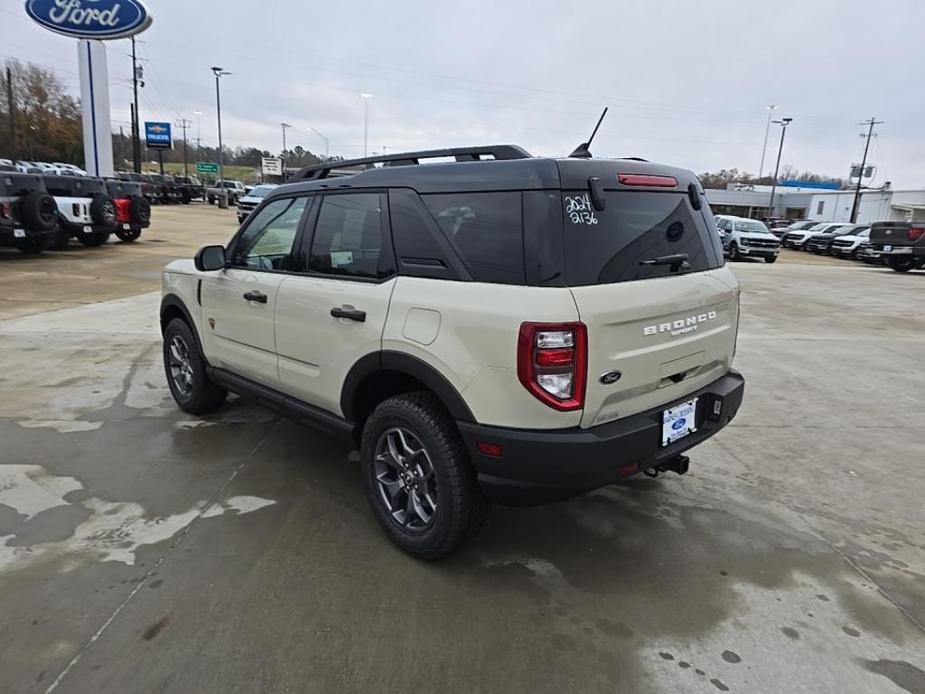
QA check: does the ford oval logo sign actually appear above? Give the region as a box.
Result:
[672,418,687,431]
[25,0,153,40]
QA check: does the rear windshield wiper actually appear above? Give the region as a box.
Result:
[639,253,690,272]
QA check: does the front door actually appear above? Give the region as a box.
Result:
[200,195,311,387]
[275,192,397,416]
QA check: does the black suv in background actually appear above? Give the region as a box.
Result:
[0,172,59,253]
[805,224,869,254]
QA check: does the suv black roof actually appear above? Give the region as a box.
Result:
[278,144,699,197]
[0,172,47,196]
[43,174,107,197]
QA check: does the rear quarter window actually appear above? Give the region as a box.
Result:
[564,191,723,285]
[422,192,525,285]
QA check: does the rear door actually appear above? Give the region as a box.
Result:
[200,195,311,387]
[561,185,739,429]
[274,192,397,416]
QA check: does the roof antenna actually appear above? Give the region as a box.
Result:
[569,107,608,159]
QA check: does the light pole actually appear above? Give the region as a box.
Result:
[767,117,792,219]
[360,93,372,157]
[194,110,202,162]
[211,67,231,208]
[308,126,329,160]
[280,122,291,181]
[758,104,777,181]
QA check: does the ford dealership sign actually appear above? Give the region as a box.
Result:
[25,0,153,40]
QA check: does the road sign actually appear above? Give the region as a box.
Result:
[262,157,283,176]
[196,162,219,174]
[145,121,172,150]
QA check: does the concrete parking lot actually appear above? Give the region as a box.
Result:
[1,205,924,694]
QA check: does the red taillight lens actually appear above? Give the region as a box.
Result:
[618,173,678,188]
[517,322,587,411]
[909,227,924,241]
[72,203,80,216]
[0,202,11,219]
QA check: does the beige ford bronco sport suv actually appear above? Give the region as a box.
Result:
[160,145,745,558]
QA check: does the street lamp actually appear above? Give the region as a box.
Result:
[211,66,231,208]
[280,122,291,180]
[758,104,778,181]
[767,117,793,219]
[308,127,329,160]
[360,93,372,157]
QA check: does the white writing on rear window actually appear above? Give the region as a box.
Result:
[564,194,598,225]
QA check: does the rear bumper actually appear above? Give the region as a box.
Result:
[0,224,58,244]
[458,370,745,506]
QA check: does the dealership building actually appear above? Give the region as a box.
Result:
[705,181,925,224]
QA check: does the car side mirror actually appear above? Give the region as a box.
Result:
[194,245,226,271]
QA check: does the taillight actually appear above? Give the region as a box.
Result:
[909,227,924,241]
[0,202,10,219]
[618,173,678,187]
[72,203,80,216]
[517,322,587,411]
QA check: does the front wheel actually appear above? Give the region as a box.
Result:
[361,392,489,559]
[162,318,227,414]
[728,242,741,261]
[887,255,916,272]
[77,231,110,247]
[764,255,778,264]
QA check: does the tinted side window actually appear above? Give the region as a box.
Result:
[309,193,389,279]
[388,189,463,281]
[422,192,524,285]
[230,197,308,270]
[564,191,723,286]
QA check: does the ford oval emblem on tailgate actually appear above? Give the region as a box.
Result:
[600,370,622,385]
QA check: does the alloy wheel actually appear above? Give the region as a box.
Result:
[167,335,194,397]
[373,427,438,530]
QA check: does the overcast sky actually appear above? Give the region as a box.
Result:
[3,0,924,186]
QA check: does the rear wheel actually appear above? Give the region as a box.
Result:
[49,228,70,250]
[361,391,489,559]
[162,318,227,414]
[77,231,110,247]
[887,255,915,272]
[13,235,48,254]
[115,227,142,242]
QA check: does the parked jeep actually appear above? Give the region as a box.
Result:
[0,172,59,254]
[207,180,246,205]
[105,179,153,242]
[44,175,117,248]
[869,221,925,272]
[160,145,745,558]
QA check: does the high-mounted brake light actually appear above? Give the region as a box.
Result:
[518,322,587,411]
[908,227,924,242]
[618,173,678,188]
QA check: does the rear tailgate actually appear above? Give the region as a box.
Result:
[869,221,924,249]
[572,270,738,428]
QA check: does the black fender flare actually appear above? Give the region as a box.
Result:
[160,293,207,361]
[340,351,475,423]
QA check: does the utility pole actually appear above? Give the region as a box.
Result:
[6,66,15,162]
[131,37,142,173]
[211,67,230,208]
[194,110,202,162]
[280,122,290,181]
[767,117,793,219]
[118,125,124,168]
[850,117,883,223]
[175,117,192,175]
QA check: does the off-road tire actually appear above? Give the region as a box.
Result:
[20,191,58,231]
[77,231,110,247]
[89,195,117,227]
[13,235,48,254]
[115,226,142,242]
[49,227,70,250]
[130,196,151,225]
[361,391,489,559]
[162,318,227,415]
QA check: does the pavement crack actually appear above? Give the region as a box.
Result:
[42,420,279,694]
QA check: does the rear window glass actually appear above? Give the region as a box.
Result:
[563,191,723,285]
[422,192,524,285]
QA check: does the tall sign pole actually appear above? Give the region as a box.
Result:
[24,0,153,176]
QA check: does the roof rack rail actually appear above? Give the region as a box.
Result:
[290,144,532,181]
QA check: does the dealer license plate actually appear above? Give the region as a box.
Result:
[83,225,93,234]
[13,229,25,238]
[883,245,892,251]
[123,223,130,230]
[662,398,698,447]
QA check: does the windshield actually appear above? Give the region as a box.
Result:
[733,220,770,233]
[563,191,724,285]
[247,185,276,198]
